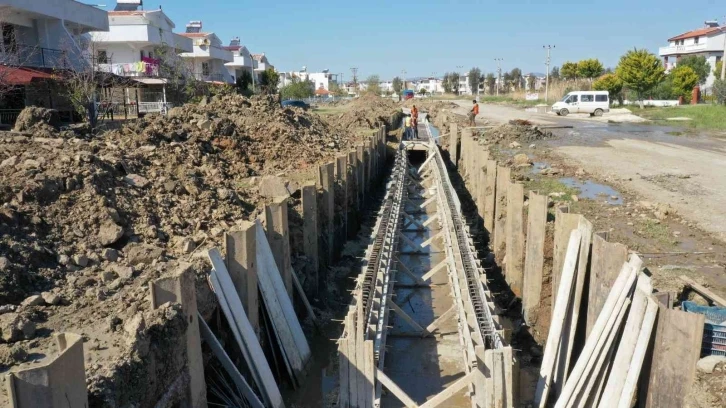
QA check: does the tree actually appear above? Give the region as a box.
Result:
[154,44,207,103]
[329,82,347,97]
[392,76,403,93]
[485,73,496,94]
[450,72,460,94]
[550,66,560,81]
[561,62,579,80]
[468,67,482,95]
[527,73,537,91]
[593,73,623,105]
[259,68,279,94]
[280,77,314,100]
[677,55,710,85]
[418,88,428,96]
[715,61,724,79]
[365,75,381,95]
[235,71,253,96]
[616,48,665,108]
[577,58,604,80]
[509,68,523,89]
[713,78,726,104]
[502,72,513,92]
[442,73,452,93]
[670,65,699,102]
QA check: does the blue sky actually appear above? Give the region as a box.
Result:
[127,0,724,80]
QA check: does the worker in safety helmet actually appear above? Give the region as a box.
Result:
[403,115,413,140]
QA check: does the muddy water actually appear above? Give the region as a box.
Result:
[559,177,623,205]
[380,161,469,407]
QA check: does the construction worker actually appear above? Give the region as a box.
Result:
[411,105,419,138]
[469,99,479,127]
[404,115,413,140]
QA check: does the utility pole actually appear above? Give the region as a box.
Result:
[350,67,358,95]
[494,58,503,96]
[544,45,555,102]
[431,71,437,94]
[402,69,407,91]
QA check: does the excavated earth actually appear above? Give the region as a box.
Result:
[0,94,399,406]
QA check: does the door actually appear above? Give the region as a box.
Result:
[580,94,595,113]
[567,94,579,113]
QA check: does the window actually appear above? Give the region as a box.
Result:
[567,95,578,103]
[97,50,108,64]
[202,62,210,76]
[140,50,144,60]
[595,95,608,102]
[694,36,699,44]
[1,24,17,53]
[581,94,594,102]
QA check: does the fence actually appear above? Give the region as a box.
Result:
[0,109,22,126]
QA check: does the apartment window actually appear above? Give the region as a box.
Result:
[140,50,144,60]
[1,24,17,53]
[202,62,210,76]
[97,50,108,64]
[694,36,699,44]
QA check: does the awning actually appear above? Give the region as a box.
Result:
[132,78,168,85]
[315,88,330,96]
[0,65,56,85]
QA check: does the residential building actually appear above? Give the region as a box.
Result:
[415,77,443,95]
[0,0,109,125]
[252,53,273,72]
[0,0,108,70]
[278,69,339,91]
[223,37,254,85]
[179,20,234,84]
[659,20,725,90]
[89,1,193,110]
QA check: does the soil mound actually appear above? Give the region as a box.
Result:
[13,107,60,133]
[338,94,401,130]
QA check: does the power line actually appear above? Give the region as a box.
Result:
[543,45,555,102]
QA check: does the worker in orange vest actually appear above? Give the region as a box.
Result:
[469,100,479,126]
[411,105,419,138]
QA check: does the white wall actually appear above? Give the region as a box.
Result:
[1,0,109,32]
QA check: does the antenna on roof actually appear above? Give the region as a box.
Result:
[115,0,142,11]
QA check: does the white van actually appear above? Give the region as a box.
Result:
[552,91,609,117]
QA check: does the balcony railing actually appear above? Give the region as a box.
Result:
[1,44,68,69]
[659,42,708,55]
[192,72,226,83]
[97,62,161,78]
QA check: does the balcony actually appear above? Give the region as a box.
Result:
[97,62,161,78]
[192,72,227,83]
[1,45,69,69]
[659,42,708,56]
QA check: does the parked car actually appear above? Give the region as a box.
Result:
[552,91,609,117]
[402,90,415,100]
[281,100,310,110]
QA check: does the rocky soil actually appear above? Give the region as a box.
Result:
[0,93,385,405]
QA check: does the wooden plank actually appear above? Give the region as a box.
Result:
[207,249,284,408]
[376,369,418,408]
[616,297,658,408]
[265,196,293,298]
[224,221,259,335]
[477,153,490,220]
[680,275,726,306]
[484,160,498,234]
[643,305,705,408]
[198,315,264,408]
[534,229,582,408]
[552,206,581,315]
[364,339,375,408]
[502,346,515,408]
[474,346,488,408]
[492,350,506,408]
[552,256,641,408]
[388,299,426,334]
[600,276,652,404]
[320,162,335,267]
[291,267,318,324]
[556,217,593,396]
[493,166,511,255]
[348,150,358,236]
[523,192,548,324]
[421,259,447,282]
[336,154,349,249]
[302,183,319,296]
[419,371,476,408]
[357,145,365,210]
[587,232,629,336]
[449,122,459,168]
[346,307,359,406]
[254,223,311,380]
[425,305,457,335]
[505,182,525,296]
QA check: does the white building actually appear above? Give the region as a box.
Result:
[659,20,725,90]
[414,77,443,95]
[278,70,338,91]
[0,0,109,124]
[88,1,193,110]
[179,21,234,84]
[0,0,109,70]
[223,37,254,84]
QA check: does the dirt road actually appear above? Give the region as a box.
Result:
[451,100,726,242]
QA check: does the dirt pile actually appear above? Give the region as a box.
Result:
[337,94,402,131]
[12,106,61,135]
[477,122,553,146]
[0,93,363,404]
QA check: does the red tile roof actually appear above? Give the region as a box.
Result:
[0,66,56,85]
[668,26,723,41]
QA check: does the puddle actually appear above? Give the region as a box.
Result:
[531,162,548,174]
[559,177,623,205]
